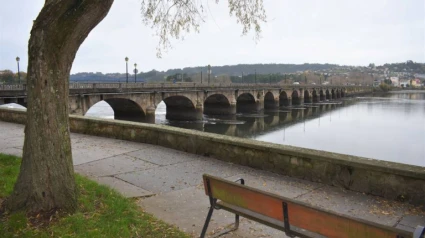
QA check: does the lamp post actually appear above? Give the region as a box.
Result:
[125,57,129,83]
[16,57,20,84]
[255,69,257,84]
[134,63,138,83]
[269,74,271,85]
[207,64,211,85]
[242,72,244,84]
[201,71,203,84]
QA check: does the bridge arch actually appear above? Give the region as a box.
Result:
[312,90,319,103]
[163,95,201,121]
[304,90,311,103]
[86,98,146,122]
[264,91,278,109]
[331,89,336,99]
[326,89,331,100]
[0,98,27,108]
[279,91,289,107]
[319,89,326,101]
[336,89,341,98]
[204,94,234,115]
[341,88,345,97]
[237,93,257,113]
[292,90,301,105]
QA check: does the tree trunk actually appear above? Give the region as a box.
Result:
[4,0,114,214]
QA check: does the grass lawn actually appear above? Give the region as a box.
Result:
[0,153,189,238]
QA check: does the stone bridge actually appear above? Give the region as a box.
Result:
[0,82,372,123]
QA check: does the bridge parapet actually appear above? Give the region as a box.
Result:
[0,84,26,91]
[2,82,371,92]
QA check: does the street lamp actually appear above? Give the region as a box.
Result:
[269,74,271,85]
[16,57,20,84]
[125,57,129,83]
[255,69,257,84]
[207,64,211,85]
[134,63,138,83]
[242,72,244,84]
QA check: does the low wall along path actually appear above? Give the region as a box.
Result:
[1,107,424,207]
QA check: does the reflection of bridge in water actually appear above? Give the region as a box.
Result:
[201,100,356,138]
[0,83,372,123]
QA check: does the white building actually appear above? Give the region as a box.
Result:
[400,80,410,87]
[390,77,399,86]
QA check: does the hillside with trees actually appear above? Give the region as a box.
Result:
[68,63,339,83]
[377,61,425,73]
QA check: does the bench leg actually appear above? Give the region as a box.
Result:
[200,206,215,238]
[200,208,240,238]
[211,214,239,238]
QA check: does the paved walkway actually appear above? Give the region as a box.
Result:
[0,120,424,237]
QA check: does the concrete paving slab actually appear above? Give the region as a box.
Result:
[71,135,155,165]
[117,158,247,194]
[0,121,25,135]
[139,186,288,238]
[224,171,322,199]
[125,146,199,166]
[296,185,410,227]
[396,215,425,232]
[74,154,159,177]
[0,136,24,149]
[94,176,154,198]
[71,145,140,166]
[1,147,23,157]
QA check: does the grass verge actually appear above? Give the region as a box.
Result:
[0,153,189,238]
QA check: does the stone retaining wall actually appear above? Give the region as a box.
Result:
[1,107,424,206]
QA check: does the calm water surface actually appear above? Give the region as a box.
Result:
[3,91,424,166]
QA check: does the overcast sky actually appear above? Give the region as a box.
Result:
[0,0,424,74]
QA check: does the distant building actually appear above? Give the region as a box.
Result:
[400,80,409,87]
[412,79,422,87]
[373,79,383,87]
[390,77,399,86]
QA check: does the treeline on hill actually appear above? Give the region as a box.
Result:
[3,62,424,84]
[378,60,425,73]
[69,63,339,83]
[164,63,338,76]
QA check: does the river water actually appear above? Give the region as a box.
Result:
[2,91,424,166]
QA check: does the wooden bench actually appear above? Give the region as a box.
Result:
[201,174,425,238]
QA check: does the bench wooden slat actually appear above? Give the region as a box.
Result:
[203,174,411,238]
[218,201,318,238]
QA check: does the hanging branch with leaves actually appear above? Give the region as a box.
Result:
[141,0,266,57]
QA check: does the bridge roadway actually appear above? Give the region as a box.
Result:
[0,82,372,123]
